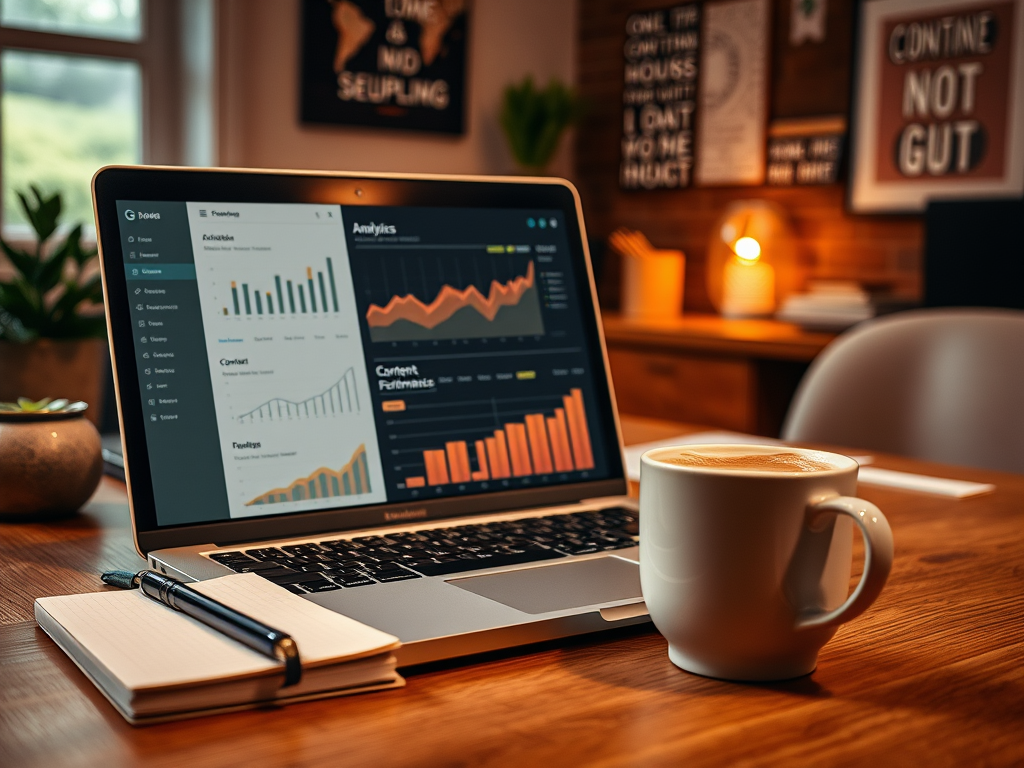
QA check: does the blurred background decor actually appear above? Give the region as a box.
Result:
[0,187,106,425]
[848,0,1024,213]
[705,200,803,318]
[0,397,102,519]
[609,227,685,322]
[300,0,471,135]
[500,76,582,174]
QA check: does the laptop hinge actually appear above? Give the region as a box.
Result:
[579,495,637,507]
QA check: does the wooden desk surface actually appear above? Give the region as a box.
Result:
[601,313,837,362]
[2,416,1023,767]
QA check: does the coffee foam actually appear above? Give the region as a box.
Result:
[652,447,839,473]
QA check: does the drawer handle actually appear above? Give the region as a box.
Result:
[646,362,675,376]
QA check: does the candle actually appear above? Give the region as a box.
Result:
[721,237,775,317]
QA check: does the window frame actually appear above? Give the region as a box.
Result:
[0,0,184,233]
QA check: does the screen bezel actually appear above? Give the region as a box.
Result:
[93,166,627,555]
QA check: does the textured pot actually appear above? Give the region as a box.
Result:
[0,409,102,519]
[0,338,106,426]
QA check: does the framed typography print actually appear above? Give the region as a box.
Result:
[695,0,771,186]
[301,0,469,134]
[849,0,1024,212]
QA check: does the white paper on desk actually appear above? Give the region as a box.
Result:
[857,467,995,498]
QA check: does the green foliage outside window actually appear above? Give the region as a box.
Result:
[2,49,140,230]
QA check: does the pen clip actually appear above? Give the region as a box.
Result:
[274,637,302,687]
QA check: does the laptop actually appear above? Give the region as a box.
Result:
[93,166,647,667]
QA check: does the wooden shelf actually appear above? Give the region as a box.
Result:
[601,313,836,362]
[600,313,838,437]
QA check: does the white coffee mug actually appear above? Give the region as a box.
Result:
[639,444,894,681]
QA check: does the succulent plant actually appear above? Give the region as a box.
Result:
[0,397,87,414]
[0,186,105,343]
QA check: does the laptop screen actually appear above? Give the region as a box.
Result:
[112,198,618,532]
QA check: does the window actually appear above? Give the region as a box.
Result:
[0,0,212,236]
[2,48,141,229]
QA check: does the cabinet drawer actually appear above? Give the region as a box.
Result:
[606,347,754,431]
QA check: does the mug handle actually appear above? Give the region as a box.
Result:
[795,496,894,631]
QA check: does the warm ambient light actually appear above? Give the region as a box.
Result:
[733,236,761,263]
[723,235,774,318]
[707,200,797,318]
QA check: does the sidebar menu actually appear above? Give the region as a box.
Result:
[116,201,230,526]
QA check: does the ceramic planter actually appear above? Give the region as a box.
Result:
[0,408,103,519]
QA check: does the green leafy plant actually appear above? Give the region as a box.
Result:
[0,397,87,413]
[0,186,104,342]
[500,76,583,172]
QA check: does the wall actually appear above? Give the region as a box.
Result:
[215,0,578,177]
[576,0,924,314]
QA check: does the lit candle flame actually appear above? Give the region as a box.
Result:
[733,236,761,263]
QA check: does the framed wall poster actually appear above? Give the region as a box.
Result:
[695,0,771,186]
[849,0,1024,212]
[619,4,703,190]
[301,0,469,134]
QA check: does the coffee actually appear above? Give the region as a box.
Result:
[658,449,836,473]
[639,443,893,681]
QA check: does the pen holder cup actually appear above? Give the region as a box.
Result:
[621,250,685,321]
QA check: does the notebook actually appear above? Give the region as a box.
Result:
[34,573,403,724]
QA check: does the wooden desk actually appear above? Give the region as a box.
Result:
[602,314,836,436]
[2,416,1023,767]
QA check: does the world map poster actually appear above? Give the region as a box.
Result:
[301,0,470,134]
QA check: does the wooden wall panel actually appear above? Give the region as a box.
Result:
[771,0,854,117]
[576,0,923,315]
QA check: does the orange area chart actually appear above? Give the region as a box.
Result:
[365,261,545,342]
[246,444,370,506]
[404,388,595,489]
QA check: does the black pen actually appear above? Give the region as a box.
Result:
[101,569,302,687]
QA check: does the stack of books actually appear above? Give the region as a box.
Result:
[776,281,913,331]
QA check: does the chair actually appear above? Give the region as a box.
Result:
[782,308,1024,474]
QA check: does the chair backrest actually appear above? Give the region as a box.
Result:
[782,308,1024,474]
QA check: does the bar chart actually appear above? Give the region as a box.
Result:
[246,444,371,506]
[236,368,360,422]
[403,388,594,488]
[223,257,341,316]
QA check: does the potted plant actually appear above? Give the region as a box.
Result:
[0,187,106,425]
[500,76,583,174]
[0,397,101,519]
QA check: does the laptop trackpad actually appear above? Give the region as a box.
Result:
[448,556,642,615]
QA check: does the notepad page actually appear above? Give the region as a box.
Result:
[190,573,399,665]
[35,573,399,692]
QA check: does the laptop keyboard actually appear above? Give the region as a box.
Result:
[205,507,638,595]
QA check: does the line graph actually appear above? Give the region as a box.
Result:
[236,368,361,422]
[365,261,544,342]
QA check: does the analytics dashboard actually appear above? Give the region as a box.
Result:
[116,201,612,528]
